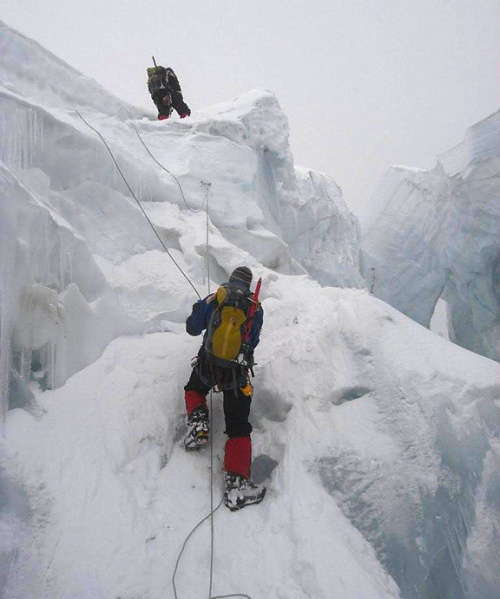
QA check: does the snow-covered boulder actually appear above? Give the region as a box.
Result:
[361,110,500,361]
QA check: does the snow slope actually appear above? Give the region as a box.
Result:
[1,21,500,599]
[361,110,500,362]
[0,20,363,404]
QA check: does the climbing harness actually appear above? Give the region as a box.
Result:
[75,111,253,599]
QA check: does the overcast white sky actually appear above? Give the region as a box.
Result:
[2,0,499,221]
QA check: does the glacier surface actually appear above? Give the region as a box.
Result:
[361,110,500,362]
[1,21,500,599]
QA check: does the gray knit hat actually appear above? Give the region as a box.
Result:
[229,266,253,288]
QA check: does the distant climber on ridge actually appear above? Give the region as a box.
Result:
[183,266,266,511]
[147,63,191,120]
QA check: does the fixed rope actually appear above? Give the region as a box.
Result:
[132,123,208,214]
[164,169,251,599]
[171,495,224,599]
[130,123,222,599]
[75,110,202,300]
[76,110,252,599]
[133,120,214,297]
[130,134,255,599]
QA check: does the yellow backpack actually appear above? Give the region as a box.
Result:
[205,282,251,367]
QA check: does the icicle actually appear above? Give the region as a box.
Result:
[44,217,50,291]
[0,279,13,430]
[59,234,64,292]
[28,109,34,167]
[38,110,45,153]
[11,112,17,170]
[20,109,27,169]
[20,348,32,382]
[0,109,6,166]
[49,340,56,391]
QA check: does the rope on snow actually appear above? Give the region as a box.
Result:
[76,110,252,599]
[75,110,202,300]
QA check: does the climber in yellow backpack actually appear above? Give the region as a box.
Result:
[183,267,265,511]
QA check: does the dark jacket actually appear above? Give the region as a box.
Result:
[147,66,182,96]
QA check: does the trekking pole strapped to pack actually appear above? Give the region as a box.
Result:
[242,277,261,376]
[244,277,262,344]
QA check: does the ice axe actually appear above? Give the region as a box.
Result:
[243,277,262,375]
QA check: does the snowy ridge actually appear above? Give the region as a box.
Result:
[1,26,363,397]
[0,21,144,120]
[438,109,500,176]
[361,112,500,362]
[1,22,500,599]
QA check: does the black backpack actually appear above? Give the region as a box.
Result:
[147,66,166,94]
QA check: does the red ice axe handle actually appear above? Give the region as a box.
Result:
[244,277,262,343]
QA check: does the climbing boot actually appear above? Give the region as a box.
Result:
[184,407,209,451]
[223,472,266,511]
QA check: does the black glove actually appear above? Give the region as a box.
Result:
[242,344,254,368]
